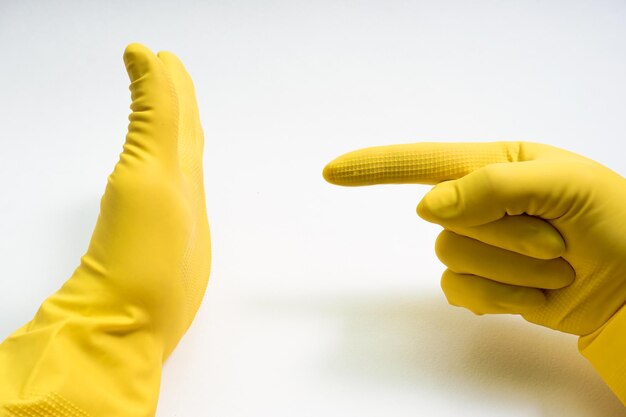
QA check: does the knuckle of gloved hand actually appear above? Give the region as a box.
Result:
[441,280,488,316]
[434,230,457,264]
[478,163,506,193]
[440,270,457,296]
[543,258,576,288]
[440,270,484,314]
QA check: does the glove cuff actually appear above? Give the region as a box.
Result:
[579,305,626,404]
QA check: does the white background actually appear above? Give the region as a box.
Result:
[1,1,625,415]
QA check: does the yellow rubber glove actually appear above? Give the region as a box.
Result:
[0,44,210,416]
[324,141,626,404]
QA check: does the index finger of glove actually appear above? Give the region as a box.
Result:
[323,142,549,186]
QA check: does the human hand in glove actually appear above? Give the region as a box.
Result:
[0,43,210,417]
[324,141,626,404]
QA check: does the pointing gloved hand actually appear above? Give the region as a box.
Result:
[0,43,210,416]
[324,141,626,404]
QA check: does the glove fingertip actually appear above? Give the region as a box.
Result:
[322,162,339,185]
[123,43,156,83]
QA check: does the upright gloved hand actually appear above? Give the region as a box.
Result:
[324,141,626,404]
[0,43,211,416]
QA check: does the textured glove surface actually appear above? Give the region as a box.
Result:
[0,43,210,416]
[324,141,626,402]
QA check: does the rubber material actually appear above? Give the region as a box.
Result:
[0,43,211,416]
[325,141,626,403]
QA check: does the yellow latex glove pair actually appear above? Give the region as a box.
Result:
[324,141,626,404]
[1,42,625,415]
[0,44,210,416]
